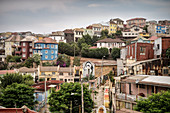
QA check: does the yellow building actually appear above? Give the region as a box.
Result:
[109,20,117,34]
[139,32,150,38]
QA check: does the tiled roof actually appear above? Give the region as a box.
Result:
[18,67,37,73]
[112,18,124,22]
[0,107,38,113]
[0,70,15,75]
[92,24,102,28]
[58,67,74,73]
[5,35,24,42]
[127,18,146,22]
[63,29,74,34]
[74,28,84,32]
[148,36,159,41]
[35,37,57,44]
[21,36,37,42]
[96,38,124,43]
[40,66,58,72]
[51,31,64,36]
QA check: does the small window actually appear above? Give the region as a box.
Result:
[51,50,54,54]
[52,72,55,75]
[163,69,168,74]
[45,55,48,59]
[29,48,32,52]
[51,55,53,59]
[29,43,32,46]
[29,54,32,57]
[45,50,48,54]
[56,45,57,48]
[69,73,73,75]
[22,48,26,52]
[22,54,26,57]
[51,78,56,80]
[60,79,63,81]
[34,50,36,53]
[59,72,63,75]
[51,44,54,48]
[47,44,49,48]
[23,43,25,46]
[157,44,159,50]
[140,47,146,55]
[42,72,45,75]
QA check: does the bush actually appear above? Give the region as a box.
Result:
[111,48,120,60]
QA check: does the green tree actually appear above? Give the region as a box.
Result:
[0,73,34,89]
[111,48,120,60]
[115,30,122,37]
[24,57,34,68]
[8,56,21,62]
[6,55,12,63]
[101,29,109,39]
[134,90,170,113]
[48,82,93,113]
[57,54,70,67]
[92,36,99,45]
[166,48,170,58]
[70,43,80,56]
[83,34,93,45]
[73,57,80,66]
[42,61,53,66]
[108,71,115,83]
[32,54,41,66]
[0,83,36,109]
[143,25,149,33]
[77,38,86,50]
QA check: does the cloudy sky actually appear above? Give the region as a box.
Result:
[0,0,170,34]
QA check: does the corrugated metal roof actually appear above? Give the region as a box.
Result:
[142,76,170,85]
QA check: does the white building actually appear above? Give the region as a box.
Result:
[74,28,84,42]
[96,38,125,54]
[49,31,66,43]
[122,26,144,38]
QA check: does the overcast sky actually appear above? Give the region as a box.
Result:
[0,0,170,34]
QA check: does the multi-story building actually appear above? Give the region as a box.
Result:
[74,28,84,42]
[33,38,58,61]
[126,18,146,28]
[87,24,102,37]
[100,22,109,31]
[156,25,166,34]
[158,20,170,26]
[153,36,170,58]
[5,35,24,56]
[147,23,157,36]
[83,29,94,37]
[63,29,74,43]
[38,65,80,82]
[122,26,144,39]
[126,42,154,62]
[109,19,117,34]
[112,18,124,30]
[19,36,37,60]
[96,38,125,53]
[49,31,66,43]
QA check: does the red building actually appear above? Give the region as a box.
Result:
[126,42,154,61]
[20,36,37,60]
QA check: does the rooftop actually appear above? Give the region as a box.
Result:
[126,18,146,22]
[21,36,37,42]
[148,36,159,41]
[0,70,15,75]
[35,37,57,44]
[96,38,124,43]
[18,67,37,73]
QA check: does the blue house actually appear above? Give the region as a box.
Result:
[33,38,58,61]
[156,25,166,34]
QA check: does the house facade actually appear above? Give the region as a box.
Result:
[154,36,170,58]
[49,31,66,43]
[126,18,146,28]
[96,38,125,53]
[83,29,94,37]
[112,18,124,30]
[156,25,166,34]
[20,36,37,60]
[33,38,58,61]
[109,19,117,34]
[74,28,84,42]
[63,29,74,43]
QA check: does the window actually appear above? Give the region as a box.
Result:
[157,44,159,50]
[22,54,26,57]
[100,43,102,46]
[59,72,63,75]
[51,55,53,59]
[125,33,127,35]
[45,50,48,54]
[60,79,63,81]
[51,50,54,54]
[163,69,168,74]
[45,55,48,59]
[69,73,73,75]
[132,46,134,56]
[51,44,54,48]
[68,79,70,81]
[47,44,49,48]
[136,84,145,89]
[111,29,112,31]
[129,33,131,35]
[22,48,26,52]
[51,78,56,80]
[29,48,32,52]
[42,72,45,75]
[56,45,58,48]
[52,72,55,75]
[29,54,32,57]
[23,43,25,46]
[140,47,146,55]
[34,50,36,53]
[29,43,32,46]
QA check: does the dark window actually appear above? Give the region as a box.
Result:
[157,44,159,49]
[136,84,145,89]
[59,72,63,75]
[51,78,56,80]
[41,72,45,75]
[60,79,63,81]
[52,72,55,75]
[163,69,168,74]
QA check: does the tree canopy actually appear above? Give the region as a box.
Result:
[166,48,170,58]
[0,73,34,89]
[57,54,70,67]
[0,83,36,109]
[111,48,120,60]
[48,82,93,113]
[134,90,170,113]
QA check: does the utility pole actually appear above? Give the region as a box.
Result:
[44,77,47,113]
[81,82,84,113]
